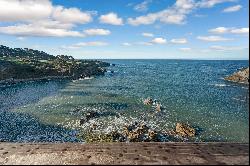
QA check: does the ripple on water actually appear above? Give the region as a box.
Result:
[0,60,249,143]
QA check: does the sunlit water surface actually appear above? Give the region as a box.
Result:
[0,60,249,142]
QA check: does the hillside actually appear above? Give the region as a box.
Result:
[0,45,110,82]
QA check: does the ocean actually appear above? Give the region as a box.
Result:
[0,60,249,142]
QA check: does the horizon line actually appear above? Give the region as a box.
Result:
[78,58,250,61]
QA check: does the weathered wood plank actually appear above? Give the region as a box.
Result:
[0,142,248,165]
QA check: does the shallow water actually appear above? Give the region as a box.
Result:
[0,60,249,142]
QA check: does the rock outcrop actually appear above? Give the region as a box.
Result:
[225,67,249,84]
[122,123,161,142]
[175,123,196,137]
[83,122,198,143]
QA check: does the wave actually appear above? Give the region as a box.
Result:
[214,84,228,87]
[209,83,230,87]
[232,97,246,102]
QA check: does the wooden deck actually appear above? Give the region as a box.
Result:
[0,142,249,165]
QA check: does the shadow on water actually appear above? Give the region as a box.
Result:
[60,90,92,96]
[0,111,79,142]
[83,102,129,111]
[0,80,80,142]
[0,79,69,112]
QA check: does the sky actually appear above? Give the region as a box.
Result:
[0,0,249,60]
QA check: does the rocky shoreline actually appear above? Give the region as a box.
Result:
[0,45,110,86]
[82,121,197,143]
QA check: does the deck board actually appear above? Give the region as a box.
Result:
[0,142,249,165]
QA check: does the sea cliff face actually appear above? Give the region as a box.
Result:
[224,67,249,84]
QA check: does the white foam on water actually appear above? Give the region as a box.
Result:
[209,83,230,87]
[232,97,246,102]
[78,77,94,80]
[242,86,249,89]
[214,84,228,87]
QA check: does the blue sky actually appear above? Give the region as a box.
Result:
[0,0,249,60]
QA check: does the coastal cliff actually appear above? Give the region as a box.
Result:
[0,45,110,84]
[224,67,249,84]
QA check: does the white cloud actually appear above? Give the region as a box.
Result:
[0,22,85,37]
[151,37,167,44]
[196,0,236,8]
[128,0,195,26]
[197,36,233,42]
[0,0,94,37]
[122,42,132,46]
[99,12,123,25]
[179,47,192,51]
[52,6,92,24]
[74,42,108,47]
[209,27,249,35]
[64,42,109,49]
[0,0,93,24]
[210,45,248,51]
[0,0,53,22]
[231,28,249,34]
[134,0,152,12]
[222,5,242,12]
[142,33,154,37]
[17,37,26,41]
[193,14,207,18]
[136,42,153,46]
[127,0,237,26]
[209,27,229,34]
[171,38,188,44]
[84,29,111,36]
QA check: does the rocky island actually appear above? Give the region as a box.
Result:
[224,67,249,84]
[0,45,110,85]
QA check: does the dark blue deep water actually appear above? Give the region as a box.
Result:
[0,60,249,142]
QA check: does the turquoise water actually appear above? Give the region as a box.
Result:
[0,60,249,142]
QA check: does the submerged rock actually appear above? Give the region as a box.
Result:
[155,103,162,112]
[121,122,162,142]
[224,67,249,84]
[80,118,87,126]
[80,111,99,125]
[175,123,195,137]
[86,111,99,120]
[143,98,153,105]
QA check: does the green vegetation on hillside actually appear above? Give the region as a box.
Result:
[0,45,110,81]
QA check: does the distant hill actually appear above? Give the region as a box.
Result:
[0,45,110,83]
[0,45,55,60]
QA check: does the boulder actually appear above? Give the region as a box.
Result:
[175,123,195,137]
[110,130,126,142]
[122,122,161,142]
[80,111,99,125]
[86,111,99,120]
[225,67,249,84]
